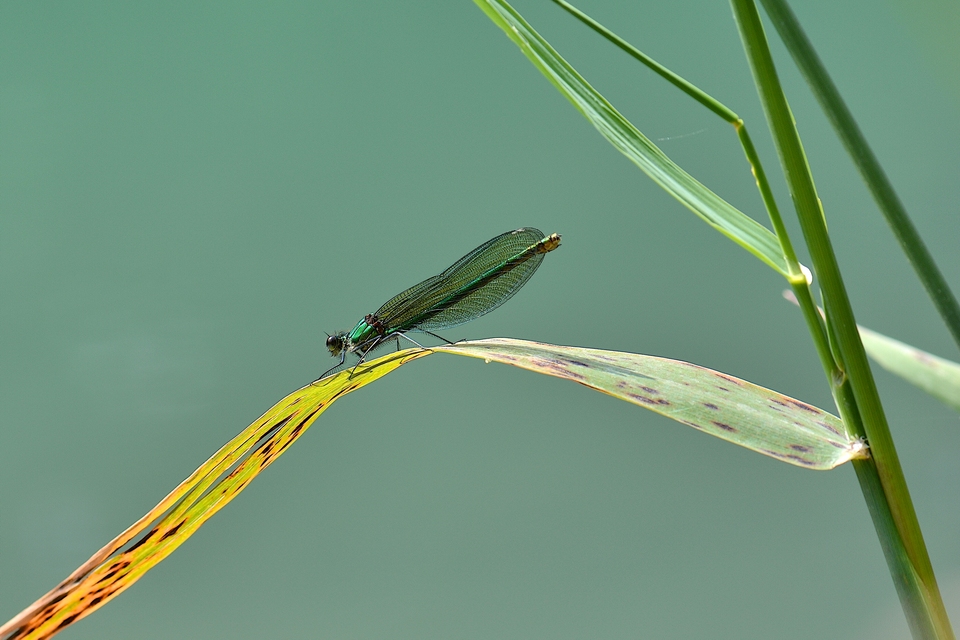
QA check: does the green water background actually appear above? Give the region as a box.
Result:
[2,2,958,638]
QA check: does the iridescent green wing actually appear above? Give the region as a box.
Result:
[375,227,547,332]
[415,229,549,330]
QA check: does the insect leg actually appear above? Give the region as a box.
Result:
[317,349,347,382]
[349,336,386,377]
[396,332,430,350]
[422,330,455,345]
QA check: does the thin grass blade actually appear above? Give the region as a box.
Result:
[731,1,952,636]
[759,0,960,352]
[473,0,789,276]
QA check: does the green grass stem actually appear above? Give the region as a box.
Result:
[758,0,960,354]
[730,1,954,637]
[551,0,844,452]
[473,0,793,276]
[551,0,806,286]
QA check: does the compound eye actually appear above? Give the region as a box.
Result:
[326,335,340,349]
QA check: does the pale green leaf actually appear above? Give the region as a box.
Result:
[437,339,866,469]
[860,327,960,412]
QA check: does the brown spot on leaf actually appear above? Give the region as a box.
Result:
[56,613,80,631]
[627,393,657,405]
[703,403,719,410]
[715,372,744,386]
[98,568,119,583]
[763,449,816,466]
[788,399,820,414]
[817,421,841,435]
[532,357,586,380]
[712,421,736,432]
[126,531,154,553]
[160,521,184,541]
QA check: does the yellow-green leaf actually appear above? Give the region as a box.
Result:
[3,339,863,638]
[0,349,429,640]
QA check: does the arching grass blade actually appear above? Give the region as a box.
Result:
[2,338,864,638]
[0,350,429,640]
[436,339,866,469]
[473,0,789,276]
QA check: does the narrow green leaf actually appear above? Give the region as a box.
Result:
[731,2,951,636]
[552,0,738,123]
[437,339,866,470]
[473,0,789,276]
[760,0,960,352]
[860,327,960,413]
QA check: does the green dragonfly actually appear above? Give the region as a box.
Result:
[322,227,561,378]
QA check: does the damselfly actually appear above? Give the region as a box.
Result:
[321,227,561,379]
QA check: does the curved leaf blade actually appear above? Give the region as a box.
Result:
[436,339,866,469]
[0,350,429,640]
[474,0,789,276]
[860,327,960,412]
[3,337,864,638]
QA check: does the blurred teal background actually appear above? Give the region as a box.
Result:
[2,1,958,638]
